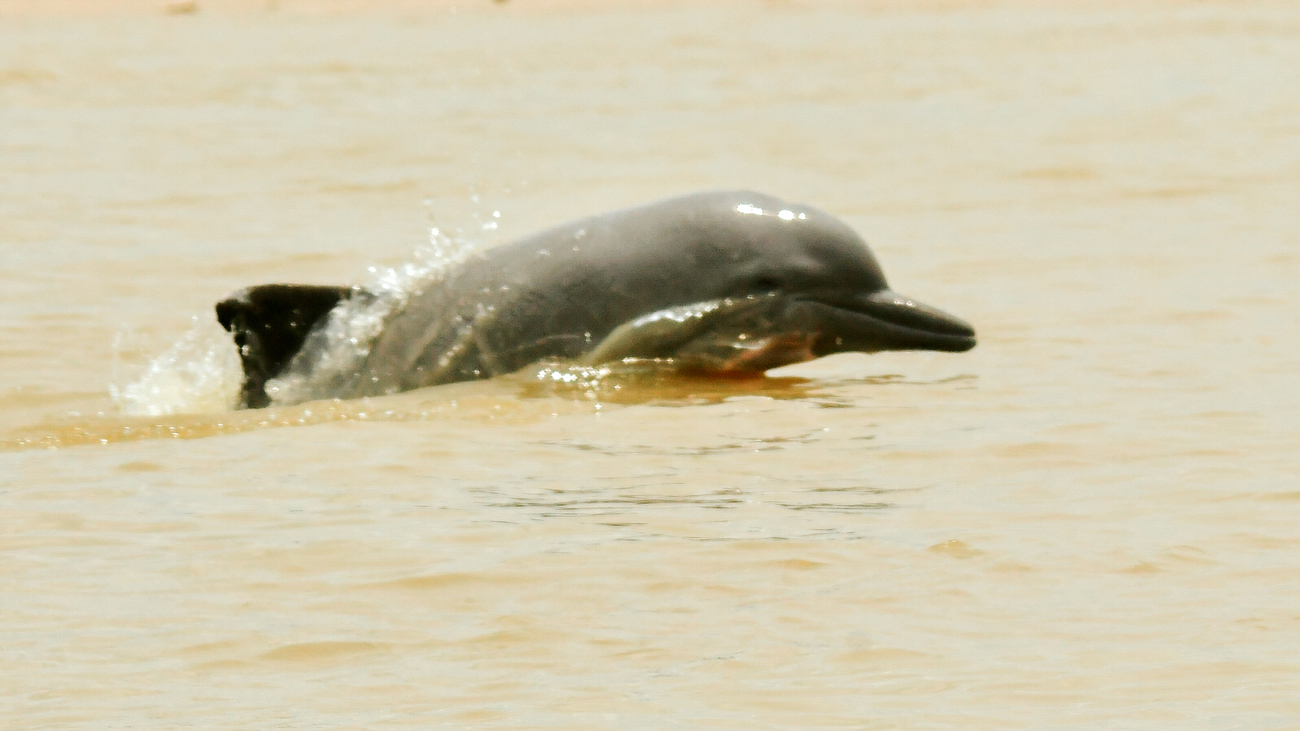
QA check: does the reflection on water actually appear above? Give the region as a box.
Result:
[520,359,975,406]
[519,360,824,406]
[4,348,973,450]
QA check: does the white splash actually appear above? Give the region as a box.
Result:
[111,316,242,416]
[264,220,478,406]
[114,200,494,415]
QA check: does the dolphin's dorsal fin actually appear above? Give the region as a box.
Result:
[215,284,359,409]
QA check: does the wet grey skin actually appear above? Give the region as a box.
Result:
[217,191,976,408]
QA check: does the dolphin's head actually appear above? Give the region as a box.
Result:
[577,192,976,373]
[678,192,977,365]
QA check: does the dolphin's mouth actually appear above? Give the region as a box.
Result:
[580,290,975,374]
[809,289,977,355]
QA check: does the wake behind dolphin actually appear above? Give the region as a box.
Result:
[217,191,976,409]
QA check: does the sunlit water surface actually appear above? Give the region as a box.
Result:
[2,1,1298,728]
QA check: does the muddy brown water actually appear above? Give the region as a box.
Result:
[2,1,1298,728]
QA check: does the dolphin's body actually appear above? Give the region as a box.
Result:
[217,191,976,408]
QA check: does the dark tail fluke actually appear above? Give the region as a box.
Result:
[216,284,358,409]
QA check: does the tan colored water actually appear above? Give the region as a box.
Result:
[4,1,1299,727]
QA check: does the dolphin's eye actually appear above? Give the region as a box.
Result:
[752,276,781,292]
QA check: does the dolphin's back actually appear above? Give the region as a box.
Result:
[359,191,788,395]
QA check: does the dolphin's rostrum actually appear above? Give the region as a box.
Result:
[217,191,976,409]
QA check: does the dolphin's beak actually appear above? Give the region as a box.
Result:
[814,289,977,355]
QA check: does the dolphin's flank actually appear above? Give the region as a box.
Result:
[217,191,976,409]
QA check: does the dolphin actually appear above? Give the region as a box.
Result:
[217,191,975,408]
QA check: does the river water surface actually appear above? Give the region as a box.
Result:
[3,1,1298,728]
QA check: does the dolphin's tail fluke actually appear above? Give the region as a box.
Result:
[216,284,359,409]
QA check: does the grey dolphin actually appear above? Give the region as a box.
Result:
[217,191,975,408]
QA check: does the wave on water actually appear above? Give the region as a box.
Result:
[111,203,492,417]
